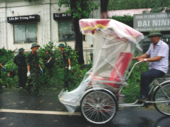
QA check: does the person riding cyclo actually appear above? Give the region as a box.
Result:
[133,30,169,101]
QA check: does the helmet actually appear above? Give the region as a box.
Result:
[31,43,40,49]
[19,48,24,53]
[89,53,93,56]
[58,43,65,48]
[45,50,50,53]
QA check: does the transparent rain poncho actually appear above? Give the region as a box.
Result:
[58,19,144,113]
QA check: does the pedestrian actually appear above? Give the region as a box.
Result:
[133,30,169,100]
[0,63,6,93]
[58,43,72,90]
[45,50,53,76]
[26,43,43,96]
[14,48,27,88]
[89,53,93,62]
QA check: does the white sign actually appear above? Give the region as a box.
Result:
[134,13,170,32]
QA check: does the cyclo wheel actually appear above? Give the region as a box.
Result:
[81,90,117,124]
[153,82,170,116]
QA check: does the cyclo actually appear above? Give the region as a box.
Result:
[59,19,170,124]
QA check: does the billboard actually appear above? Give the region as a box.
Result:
[133,13,170,32]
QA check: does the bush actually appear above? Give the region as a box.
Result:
[109,15,133,27]
[0,42,92,90]
[37,42,92,90]
[0,48,14,65]
[0,48,18,88]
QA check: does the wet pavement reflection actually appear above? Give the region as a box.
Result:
[0,88,170,127]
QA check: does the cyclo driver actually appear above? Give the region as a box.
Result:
[133,30,169,101]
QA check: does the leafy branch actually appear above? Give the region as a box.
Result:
[58,0,100,19]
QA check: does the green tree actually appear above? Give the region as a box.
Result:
[109,15,133,27]
[107,0,170,13]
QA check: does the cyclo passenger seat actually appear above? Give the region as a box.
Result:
[107,52,132,88]
[90,52,132,88]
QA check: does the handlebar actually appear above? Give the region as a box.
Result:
[126,61,143,80]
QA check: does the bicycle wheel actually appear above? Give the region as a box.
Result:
[81,90,117,124]
[153,82,170,116]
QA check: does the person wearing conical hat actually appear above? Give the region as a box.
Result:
[14,48,27,89]
[26,43,43,96]
[133,30,169,101]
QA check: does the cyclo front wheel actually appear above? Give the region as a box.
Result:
[153,82,170,116]
[81,90,117,124]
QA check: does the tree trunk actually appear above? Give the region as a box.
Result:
[72,18,84,64]
[70,0,84,64]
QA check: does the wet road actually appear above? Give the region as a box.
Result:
[0,88,170,127]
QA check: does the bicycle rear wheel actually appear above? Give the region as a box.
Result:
[81,90,117,124]
[153,82,170,116]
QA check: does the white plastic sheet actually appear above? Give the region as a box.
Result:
[58,19,144,113]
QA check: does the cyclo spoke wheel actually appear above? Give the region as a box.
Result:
[153,82,170,116]
[81,90,117,124]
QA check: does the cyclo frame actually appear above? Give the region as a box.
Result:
[118,61,170,107]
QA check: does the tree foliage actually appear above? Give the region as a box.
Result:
[108,0,170,13]
[109,15,133,27]
[58,0,100,19]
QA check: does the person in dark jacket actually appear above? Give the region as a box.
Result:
[14,48,27,88]
[89,53,93,62]
[45,50,53,76]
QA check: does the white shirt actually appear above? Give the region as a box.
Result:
[146,40,169,73]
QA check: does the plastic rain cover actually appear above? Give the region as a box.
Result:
[58,19,144,113]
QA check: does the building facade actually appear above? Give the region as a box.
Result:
[0,0,100,63]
